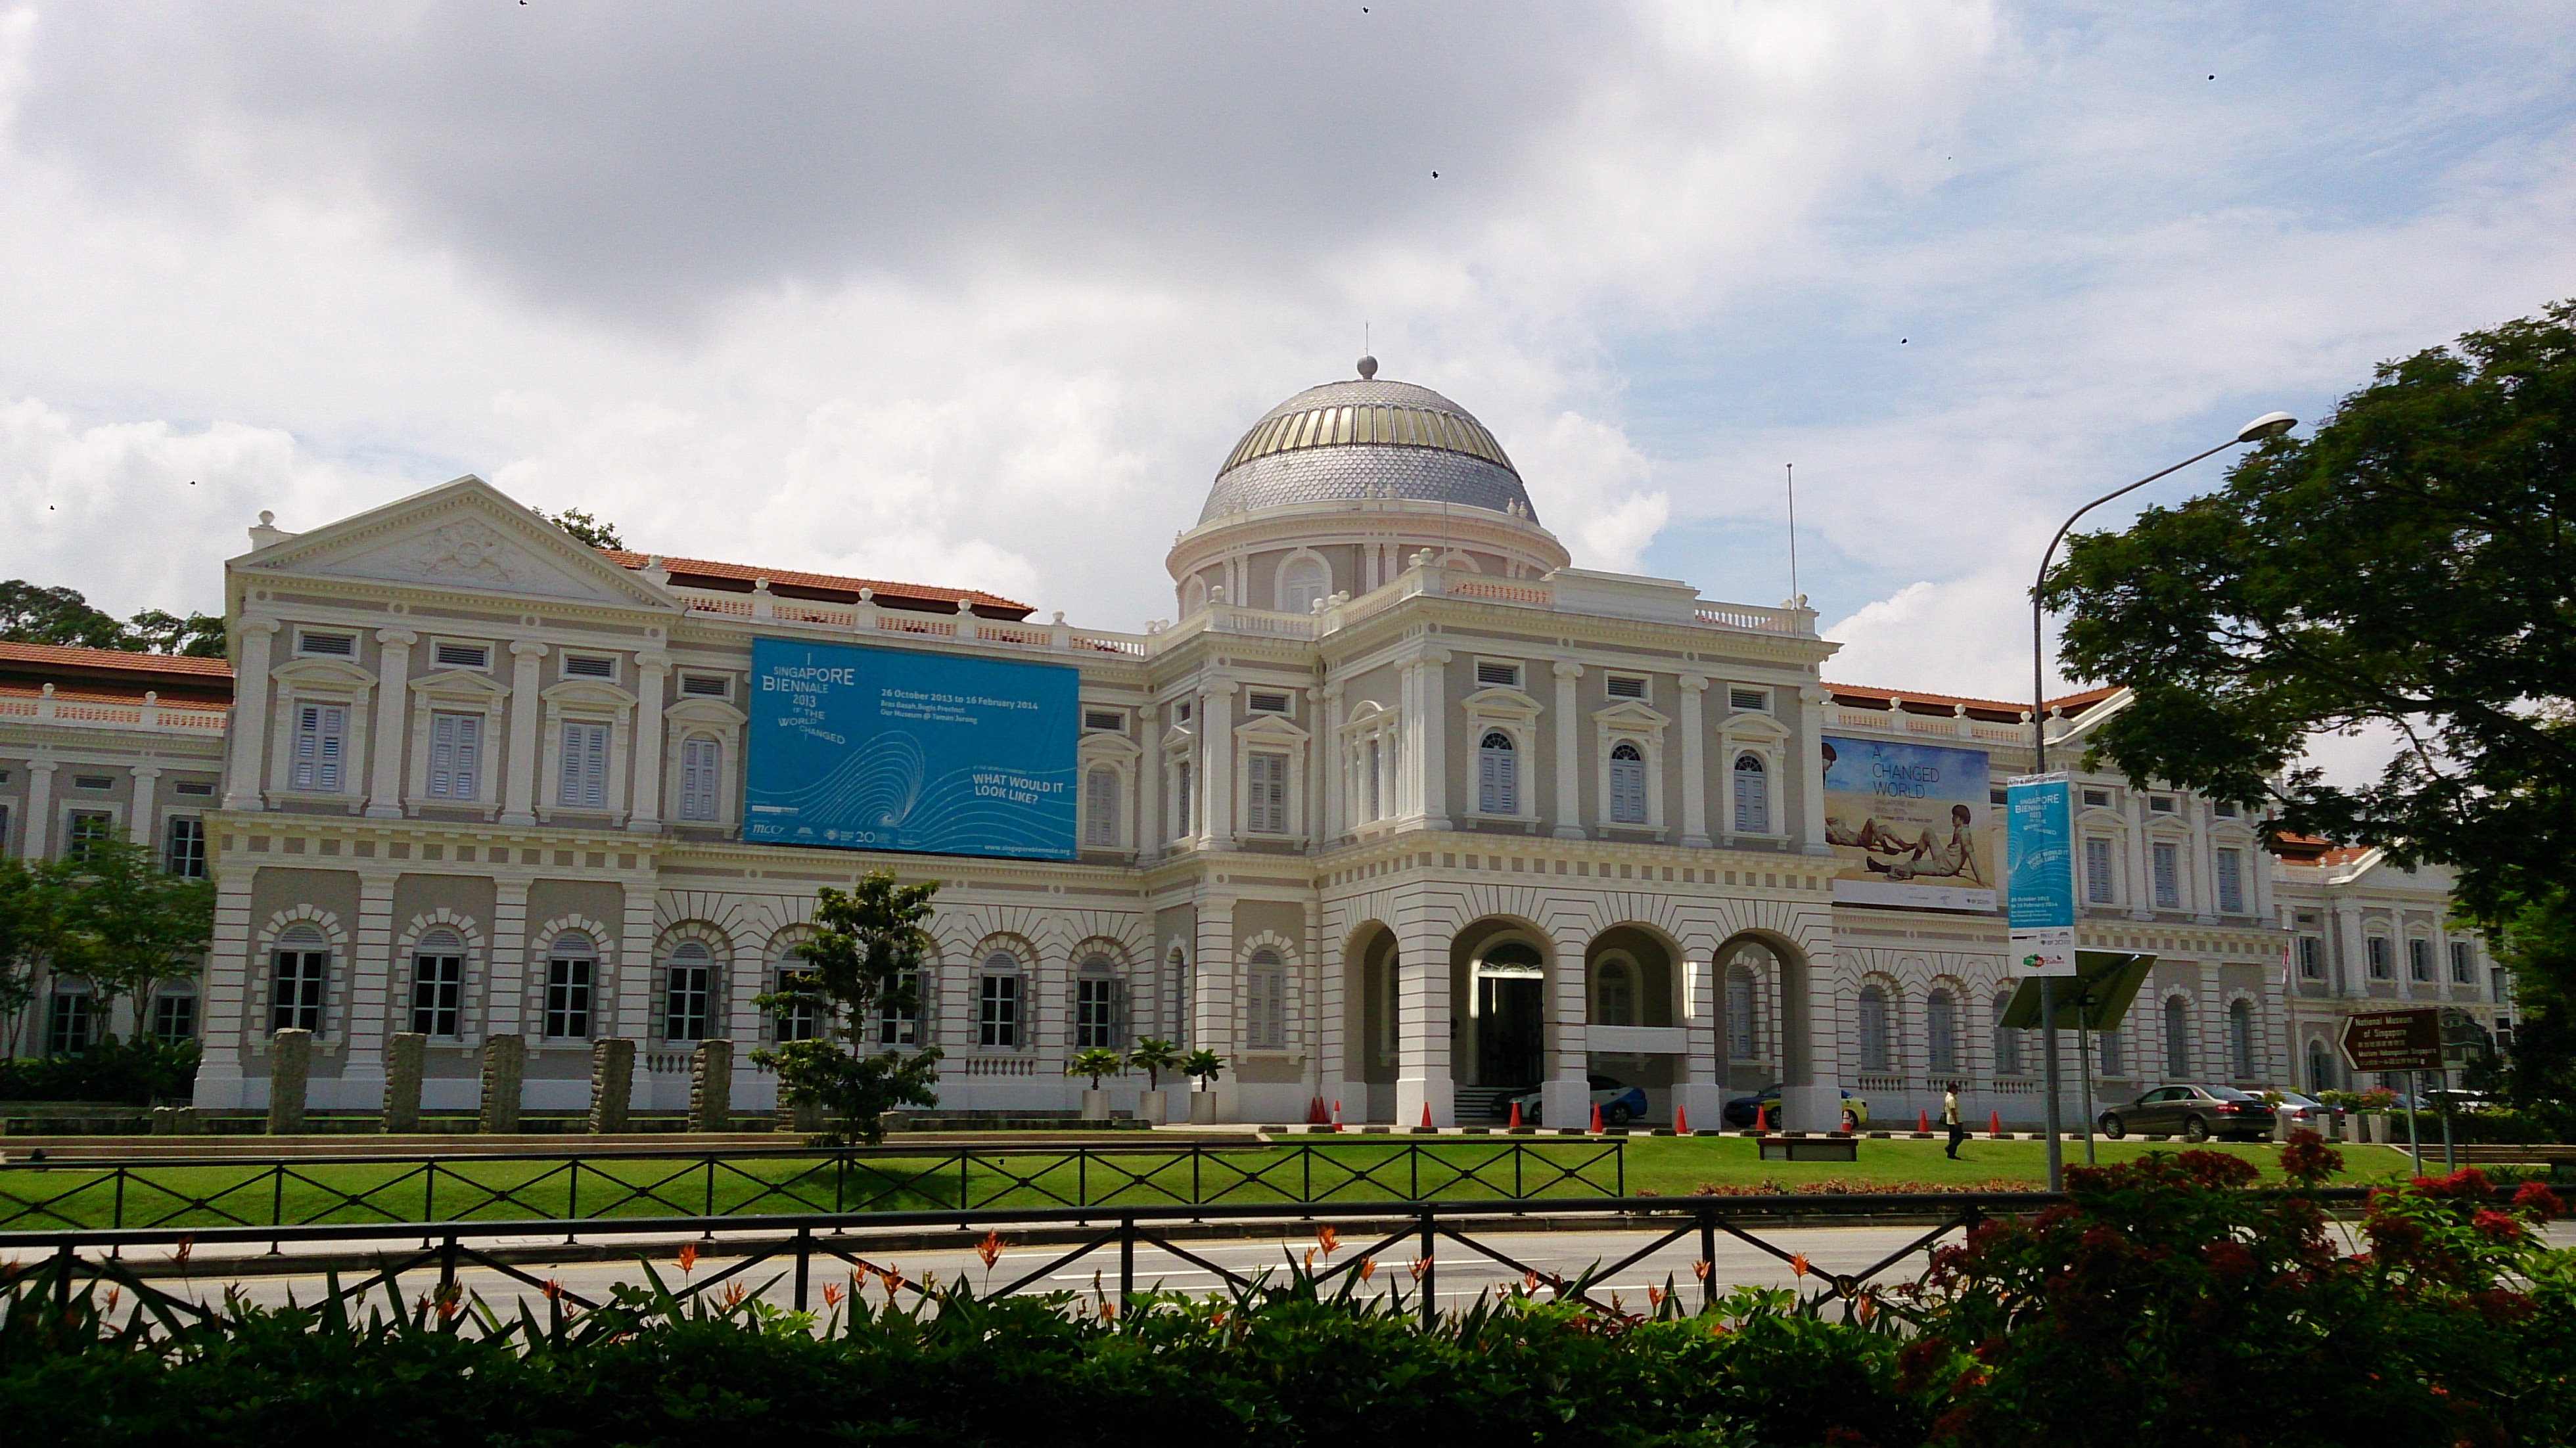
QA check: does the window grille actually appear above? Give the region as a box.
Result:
[1728,687,1768,713]
[563,654,616,679]
[1083,710,1124,732]
[1476,660,1521,689]
[272,938,328,1032]
[1606,674,1647,699]
[978,968,1022,1048]
[298,631,354,656]
[681,673,729,697]
[434,642,490,669]
[150,993,197,1043]
[1247,690,1291,714]
[664,943,713,1041]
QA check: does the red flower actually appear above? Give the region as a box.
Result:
[2472,1208,2523,1243]
[2202,1240,2257,1278]
[2512,1181,2567,1219]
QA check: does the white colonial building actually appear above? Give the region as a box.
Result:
[0,362,2512,1124]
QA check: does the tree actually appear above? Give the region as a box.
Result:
[2040,300,2575,1114]
[543,509,626,551]
[1182,1048,1226,1093]
[748,872,943,1144]
[1067,1047,1122,1093]
[0,579,127,650]
[122,608,228,658]
[1126,1037,1180,1092]
[0,838,211,1056]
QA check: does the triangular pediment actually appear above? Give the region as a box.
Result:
[234,476,680,611]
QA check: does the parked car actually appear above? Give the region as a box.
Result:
[1500,1074,1649,1127]
[2098,1084,2276,1143]
[1720,1084,1869,1131]
[2268,1090,2343,1132]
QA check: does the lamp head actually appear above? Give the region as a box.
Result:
[2235,411,2297,444]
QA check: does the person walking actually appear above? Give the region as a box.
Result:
[1943,1084,1966,1159]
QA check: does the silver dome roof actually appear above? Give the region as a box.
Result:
[1199,378,1538,526]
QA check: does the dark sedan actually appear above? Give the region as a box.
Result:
[2099,1084,2276,1143]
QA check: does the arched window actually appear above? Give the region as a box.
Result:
[1733,754,1769,834]
[542,932,595,1039]
[1076,955,1124,1050]
[1246,948,1287,1051]
[1926,988,1958,1075]
[978,950,1024,1049]
[678,735,722,821]
[1167,945,1190,1050]
[1858,985,1891,1073]
[1608,742,1647,825]
[664,940,714,1042]
[411,928,465,1037]
[1726,965,1759,1062]
[1477,731,1518,815]
[1992,991,2021,1075]
[1279,555,1329,615]
[2163,997,2191,1079]
[272,924,329,1033]
[2100,1023,2127,1077]
[1084,764,1120,848]
[2228,999,2255,1079]
[1594,957,1637,1027]
[2306,1037,2333,1092]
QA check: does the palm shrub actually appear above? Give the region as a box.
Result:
[1066,1048,1122,1091]
[1126,1037,1180,1091]
[1180,1047,1225,1093]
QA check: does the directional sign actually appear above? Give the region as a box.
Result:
[2339,1008,2444,1073]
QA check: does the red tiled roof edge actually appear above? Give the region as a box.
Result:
[601,551,1032,616]
[0,640,233,677]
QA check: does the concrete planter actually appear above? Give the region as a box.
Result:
[1080,1089,1112,1121]
[1189,1090,1218,1125]
[1135,1089,1169,1125]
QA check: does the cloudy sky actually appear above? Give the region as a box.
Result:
[3,1,2571,712]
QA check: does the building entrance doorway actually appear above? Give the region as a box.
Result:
[1473,941,1546,1089]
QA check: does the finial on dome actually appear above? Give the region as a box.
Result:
[1356,354,1379,380]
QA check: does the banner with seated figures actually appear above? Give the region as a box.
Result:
[745,637,1078,859]
[1820,735,1997,913]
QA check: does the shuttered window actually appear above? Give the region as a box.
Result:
[292,704,347,791]
[1246,949,1287,1051]
[1609,742,1647,825]
[428,712,481,800]
[1477,731,1517,814]
[1246,752,1289,833]
[2215,848,2245,913]
[557,722,610,809]
[2084,836,2115,903]
[1084,765,1119,846]
[2151,842,2181,909]
[1732,754,1768,834]
[678,735,721,821]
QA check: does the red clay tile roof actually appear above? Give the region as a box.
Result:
[1824,681,2119,723]
[2270,832,2380,867]
[601,551,1032,620]
[0,641,234,704]
[0,640,231,677]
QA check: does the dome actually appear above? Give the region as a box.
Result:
[1199,376,1540,526]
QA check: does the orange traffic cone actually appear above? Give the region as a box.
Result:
[1331,1098,1344,1133]
[1918,1109,1930,1134]
[1590,1102,1604,1134]
[1675,1104,1690,1135]
[1420,1102,1435,1129]
[1507,1100,1523,1129]
[1755,1104,1768,1133]
[1989,1110,2004,1140]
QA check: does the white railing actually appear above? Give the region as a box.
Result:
[666,586,1153,660]
[0,687,227,733]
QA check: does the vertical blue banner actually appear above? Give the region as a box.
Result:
[744,638,1079,859]
[2006,773,2077,976]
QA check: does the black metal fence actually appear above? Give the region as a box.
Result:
[0,1139,1624,1231]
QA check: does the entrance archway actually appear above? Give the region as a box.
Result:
[1341,922,1399,1120]
[1472,940,1545,1089]
[1714,932,1812,1091]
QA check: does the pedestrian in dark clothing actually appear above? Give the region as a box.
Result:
[1944,1085,1966,1159]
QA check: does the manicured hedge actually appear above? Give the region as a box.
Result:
[3,1143,2571,1447]
[0,1038,196,1104]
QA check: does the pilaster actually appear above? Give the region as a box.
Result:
[366,629,416,818]
[222,620,278,812]
[1678,675,1710,848]
[501,641,547,826]
[1551,660,1584,840]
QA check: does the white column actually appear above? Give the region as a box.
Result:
[2188,799,2218,924]
[1136,702,1161,861]
[1542,921,1590,1127]
[1195,897,1238,1118]
[628,652,669,832]
[501,641,547,826]
[1202,679,1237,849]
[1551,660,1584,839]
[1797,684,1832,855]
[129,765,161,857]
[1416,647,1450,829]
[2127,797,2154,920]
[24,760,55,858]
[1676,949,1724,1126]
[365,629,415,819]
[346,871,398,1102]
[222,620,279,811]
[1393,911,1454,1128]
[1320,685,1346,840]
[1678,675,1711,848]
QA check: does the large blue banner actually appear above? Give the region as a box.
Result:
[744,638,1079,859]
[2005,774,2077,976]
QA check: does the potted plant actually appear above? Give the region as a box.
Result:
[1127,1037,1180,1125]
[1067,1047,1124,1120]
[1182,1048,1227,1125]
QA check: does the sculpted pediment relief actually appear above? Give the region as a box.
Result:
[241,476,676,610]
[331,518,622,601]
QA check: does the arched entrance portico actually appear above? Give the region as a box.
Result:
[1334,922,1400,1122]
[1450,918,1552,1122]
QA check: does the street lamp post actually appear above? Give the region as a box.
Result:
[2029,411,2295,1191]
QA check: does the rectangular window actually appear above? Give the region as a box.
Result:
[1728,687,1768,713]
[978,974,1021,1048]
[678,735,722,821]
[2368,936,2393,979]
[2297,936,2324,980]
[1246,690,1291,714]
[433,641,490,669]
[150,993,197,1043]
[2149,796,2176,813]
[1076,976,1120,1049]
[1246,752,1289,833]
[292,702,348,791]
[562,654,617,679]
[1083,709,1125,733]
[2151,842,2181,909]
[428,711,483,800]
[1246,958,1287,1052]
[47,990,95,1055]
[2213,801,2239,818]
[877,970,921,1047]
[298,631,355,656]
[2215,848,2245,914]
[1605,674,1647,700]
[173,780,214,797]
[543,955,593,1038]
[2099,1025,2127,1077]
[2450,940,2474,984]
[2408,938,2432,982]
[681,673,729,698]
[66,811,114,861]
[2082,788,2111,807]
[664,963,712,1041]
[1084,765,1119,846]
[2084,836,2115,904]
[1475,660,1521,689]
[556,721,610,808]
[164,816,207,878]
[271,949,327,1032]
[73,774,112,790]
[411,953,463,1036]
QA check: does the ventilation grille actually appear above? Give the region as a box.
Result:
[300,633,354,656]
[434,642,490,669]
[1475,661,1521,688]
[1247,691,1291,714]
[564,655,616,679]
[681,674,729,697]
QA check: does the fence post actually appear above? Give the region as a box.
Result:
[1410,1143,1419,1202]
[794,1226,812,1310]
[439,1234,459,1292]
[1616,1141,1624,1196]
[1302,1146,1312,1204]
[1079,1149,1088,1208]
[114,1168,127,1231]
[1417,1207,1436,1327]
[1120,1215,1136,1307]
[1700,1209,1717,1312]
[961,1153,971,1211]
[53,1242,74,1309]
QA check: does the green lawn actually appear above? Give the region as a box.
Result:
[0,1135,2407,1233]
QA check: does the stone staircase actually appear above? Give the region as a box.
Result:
[1454,1086,1531,1123]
